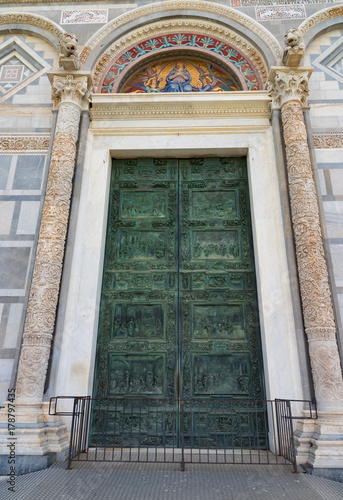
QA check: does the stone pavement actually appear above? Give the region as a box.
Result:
[1,461,343,500]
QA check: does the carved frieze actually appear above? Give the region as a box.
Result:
[0,12,63,39]
[299,5,343,37]
[313,132,343,149]
[0,133,50,154]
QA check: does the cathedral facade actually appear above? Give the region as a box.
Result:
[0,0,343,476]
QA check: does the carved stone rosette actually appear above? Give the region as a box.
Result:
[15,74,90,402]
[268,68,343,410]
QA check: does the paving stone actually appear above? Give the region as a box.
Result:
[1,461,343,500]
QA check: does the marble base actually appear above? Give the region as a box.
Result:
[295,411,343,469]
[301,464,343,483]
[0,452,59,476]
[0,401,69,459]
[309,412,343,469]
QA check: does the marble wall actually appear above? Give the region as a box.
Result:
[0,33,57,404]
[304,28,343,353]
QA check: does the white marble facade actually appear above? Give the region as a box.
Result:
[0,0,343,473]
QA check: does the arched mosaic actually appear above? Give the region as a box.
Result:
[120,55,241,93]
[99,33,261,93]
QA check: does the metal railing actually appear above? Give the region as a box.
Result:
[49,397,317,473]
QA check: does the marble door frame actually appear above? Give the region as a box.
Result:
[49,92,307,429]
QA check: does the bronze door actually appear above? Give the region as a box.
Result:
[92,158,265,444]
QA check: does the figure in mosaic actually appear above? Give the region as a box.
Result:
[164,62,193,92]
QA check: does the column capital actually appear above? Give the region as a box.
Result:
[267,67,313,110]
[47,71,93,108]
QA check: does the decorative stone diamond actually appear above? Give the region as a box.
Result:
[331,56,343,76]
[312,34,343,84]
[0,64,24,83]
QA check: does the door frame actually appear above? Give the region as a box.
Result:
[50,92,307,432]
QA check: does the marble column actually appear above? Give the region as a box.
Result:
[0,73,92,463]
[268,67,343,468]
[16,73,91,402]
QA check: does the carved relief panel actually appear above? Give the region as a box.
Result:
[94,159,178,404]
[92,158,265,446]
[179,158,263,401]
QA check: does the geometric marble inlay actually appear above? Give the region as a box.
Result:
[311,33,343,85]
[0,37,51,101]
[0,64,24,83]
[331,54,343,76]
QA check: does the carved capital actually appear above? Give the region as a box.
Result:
[267,67,312,110]
[51,74,89,107]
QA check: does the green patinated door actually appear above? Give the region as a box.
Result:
[92,157,265,445]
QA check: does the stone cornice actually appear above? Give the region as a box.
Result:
[90,91,271,121]
[267,66,313,110]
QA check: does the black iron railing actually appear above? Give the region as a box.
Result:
[49,397,317,473]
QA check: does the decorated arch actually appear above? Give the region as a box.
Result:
[98,32,262,93]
